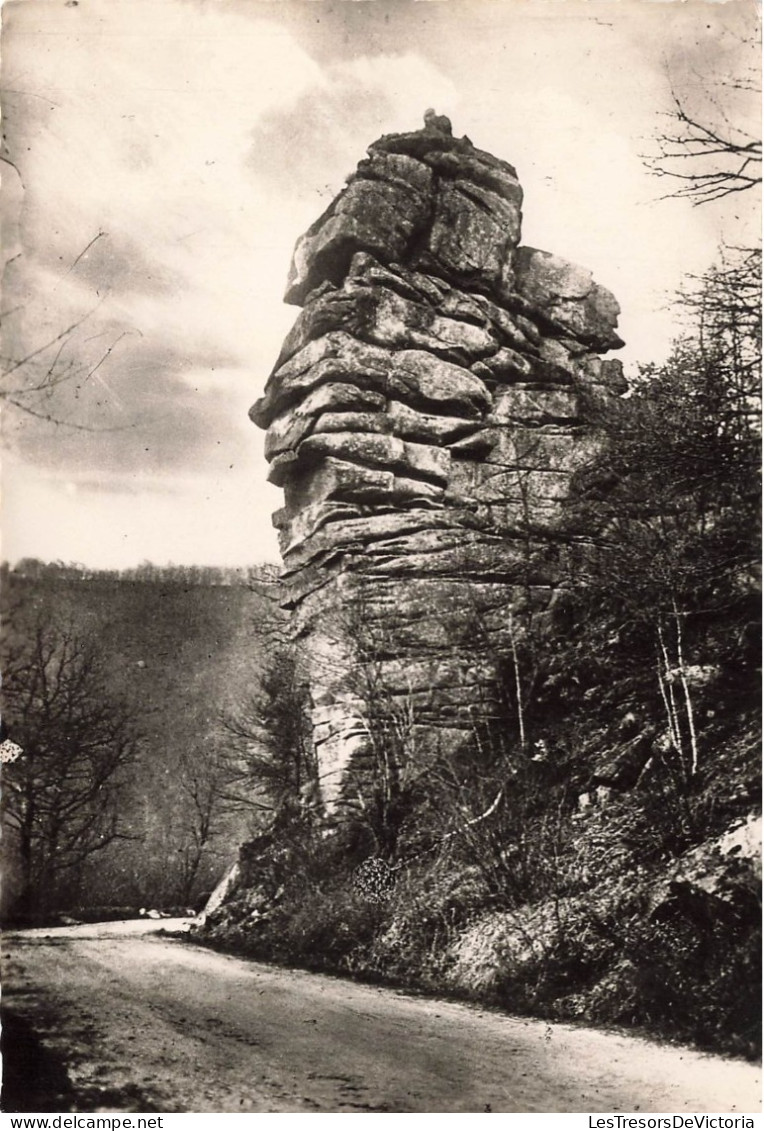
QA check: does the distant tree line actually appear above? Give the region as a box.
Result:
[8,559,279,588]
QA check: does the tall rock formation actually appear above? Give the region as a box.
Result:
[251,115,626,801]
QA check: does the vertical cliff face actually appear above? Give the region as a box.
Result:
[251,116,626,799]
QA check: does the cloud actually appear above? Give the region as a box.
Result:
[2,8,459,518]
[4,329,257,475]
[2,1,327,496]
[31,229,180,300]
[1,453,281,567]
[247,52,458,199]
[1,0,759,567]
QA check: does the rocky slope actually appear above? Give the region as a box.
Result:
[199,125,759,1060]
[251,114,626,799]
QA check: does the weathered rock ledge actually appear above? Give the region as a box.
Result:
[251,115,626,799]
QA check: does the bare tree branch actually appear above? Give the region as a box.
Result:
[1,235,141,430]
[1,611,141,913]
[643,70,762,205]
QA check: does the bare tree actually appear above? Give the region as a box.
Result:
[0,305,141,431]
[173,745,228,906]
[1,212,140,430]
[563,246,761,801]
[676,247,761,437]
[340,646,425,861]
[649,96,761,204]
[644,43,761,205]
[1,613,140,913]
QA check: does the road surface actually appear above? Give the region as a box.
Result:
[2,919,760,1113]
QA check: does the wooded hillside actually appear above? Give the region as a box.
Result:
[1,562,281,916]
[198,247,762,1060]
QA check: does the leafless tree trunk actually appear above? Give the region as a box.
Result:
[1,613,140,913]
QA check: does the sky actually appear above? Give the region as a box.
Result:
[1,0,760,568]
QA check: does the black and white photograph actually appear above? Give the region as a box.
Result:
[0,0,760,1115]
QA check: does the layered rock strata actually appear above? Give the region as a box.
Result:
[251,116,626,800]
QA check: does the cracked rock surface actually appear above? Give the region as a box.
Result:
[251,117,626,799]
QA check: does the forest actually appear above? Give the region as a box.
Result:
[1,561,280,917]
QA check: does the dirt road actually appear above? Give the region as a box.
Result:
[2,920,760,1113]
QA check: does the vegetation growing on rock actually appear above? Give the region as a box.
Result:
[198,120,761,1060]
